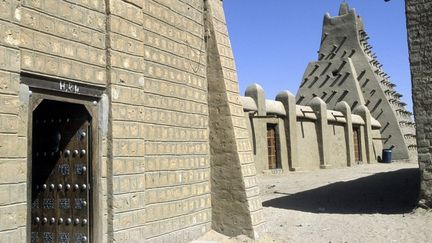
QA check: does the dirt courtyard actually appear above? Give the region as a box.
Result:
[194,162,432,243]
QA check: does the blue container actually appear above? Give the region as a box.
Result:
[382,149,392,163]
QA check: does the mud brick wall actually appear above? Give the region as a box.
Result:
[406,0,432,207]
[296,3,416,161]
[206,0,265,238]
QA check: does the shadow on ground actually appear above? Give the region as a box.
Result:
[263,168,420,214]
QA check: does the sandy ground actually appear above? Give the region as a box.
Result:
[192,162,432,243]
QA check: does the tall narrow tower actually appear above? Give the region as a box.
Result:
[296,3,416,160]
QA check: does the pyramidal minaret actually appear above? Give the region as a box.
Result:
[296,3,416,160]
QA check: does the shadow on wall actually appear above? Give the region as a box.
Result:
[263,168,419,214]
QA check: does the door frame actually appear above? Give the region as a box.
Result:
[26,83,103,243]
[266,123,281,169]
[353,125,362,163]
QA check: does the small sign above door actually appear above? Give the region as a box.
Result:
[22,74,105,98]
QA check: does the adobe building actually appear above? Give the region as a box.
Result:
[406,0,432,208]
[241,84,383,173]
[296,3,417,162]
[0,0,266,242]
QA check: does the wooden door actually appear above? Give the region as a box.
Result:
[353,127,362,162]
[267,124,278,169]
[31,100,91,243]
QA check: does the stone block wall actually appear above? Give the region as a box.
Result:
[140,1,211,241]
[406,0,432,207]
[0,0,264,242]
[16,2,109,242]
[107,0,147,241]
[0,1,26,242]
[19,0,107,85]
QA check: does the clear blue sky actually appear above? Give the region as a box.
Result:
[223,0,412,111]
